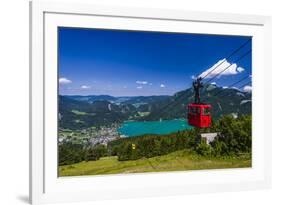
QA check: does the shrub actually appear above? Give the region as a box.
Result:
[195,140,212,156]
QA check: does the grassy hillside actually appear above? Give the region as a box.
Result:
[59,149,251,177]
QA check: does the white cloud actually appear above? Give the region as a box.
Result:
[237,67,244,72]
[243,85,252,93]
[210,82,216,85]
[160,84,165,88]
[191,75,196,80]
[149,83,153,86]
[136,86,143,89]
[222,86,228,89]
[59,77,72,84]
[81,85,91,89]
[136,80,148,85]
[198,59,245,79]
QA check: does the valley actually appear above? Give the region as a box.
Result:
[59,84,251,131]
[58,85,252,176]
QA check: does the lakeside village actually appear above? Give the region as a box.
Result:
[58,123,124,147]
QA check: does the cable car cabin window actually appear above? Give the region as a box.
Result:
[202,107,210,115]
[189,107,199,115]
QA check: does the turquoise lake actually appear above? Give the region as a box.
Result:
[118,119,192,137]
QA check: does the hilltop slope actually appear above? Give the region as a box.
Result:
[59,149,251,176]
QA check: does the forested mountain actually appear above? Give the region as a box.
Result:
[59,96,137,129]
[144,84,251,121]
[66,95,116,103]
[59,84,251,130]
[65,95,170,105]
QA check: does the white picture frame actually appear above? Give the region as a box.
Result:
[30,1,272,204]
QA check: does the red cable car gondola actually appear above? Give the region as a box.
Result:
[187,77,211,128]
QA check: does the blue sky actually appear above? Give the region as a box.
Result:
[58,27,252,96]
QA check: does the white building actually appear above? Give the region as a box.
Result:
[200,133,218,144]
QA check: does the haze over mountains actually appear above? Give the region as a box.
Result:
[59,84,251,130]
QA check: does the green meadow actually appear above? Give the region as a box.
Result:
[59,149,251,177]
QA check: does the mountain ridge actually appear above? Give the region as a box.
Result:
[59,84,251,130]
